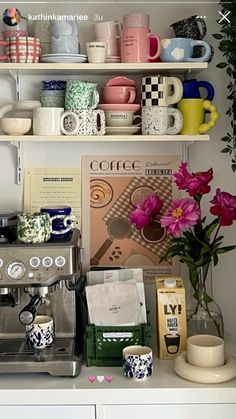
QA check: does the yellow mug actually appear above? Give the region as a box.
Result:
[177,99,219,134]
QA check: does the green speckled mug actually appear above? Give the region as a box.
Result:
[17,212,51,244]
[65,80,99,111]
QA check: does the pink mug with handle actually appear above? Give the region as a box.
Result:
[121,27,160,63]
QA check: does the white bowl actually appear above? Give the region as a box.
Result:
[1,118,31,135]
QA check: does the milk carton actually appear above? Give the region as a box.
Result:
[156,277,187,360]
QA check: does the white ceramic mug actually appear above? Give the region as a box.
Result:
[123,345,153,380]
[25,315,54,349]
[187,334,225,368]
[105,111,141,127]
[86,42,107,63]
[33,107,64,135]
[60,109,106,136]
[142,106,183,135]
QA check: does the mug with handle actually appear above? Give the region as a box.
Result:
[170,15,207,40]
[177,99,220,134]
[142,75,183,107]
[160,38,211,62]
[40,206,76,240]
[60,109,106,136]
[182,79,215,101]
[121,27,161,63]
[142,106,183,135]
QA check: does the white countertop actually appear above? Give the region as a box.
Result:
[0,338,236,406]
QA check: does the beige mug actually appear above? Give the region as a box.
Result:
[187,334,225,368]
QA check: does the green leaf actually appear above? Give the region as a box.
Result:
[212,34,224,40]
[221,136,230,141]
[232,164,236,172]
[217,246,236,254]
[216,61,228,68]
[213,253,219,266]
[194,290,213,304]
[221,147,230,153]
[204,219,219,237]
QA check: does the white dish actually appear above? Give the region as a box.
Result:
[174,351,236,384]
[40,54,87,63]
[106,126,141,135]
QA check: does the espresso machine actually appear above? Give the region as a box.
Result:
[0,224,85,377]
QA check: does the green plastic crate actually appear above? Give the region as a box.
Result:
[85,323,152,367]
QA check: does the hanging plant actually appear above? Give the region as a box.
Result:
[212,0,236,172]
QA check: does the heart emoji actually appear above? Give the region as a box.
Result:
[88,375,96,383]
[105,375,113,383]
[97,375,104,383]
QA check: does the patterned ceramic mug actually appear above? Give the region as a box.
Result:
[25,315,54,349]
[60,109,106,135]
[123,345,153,380]
[40,205,77,239]
[142,106,183,135]
[65,80,99,111]
[17,212,51,244]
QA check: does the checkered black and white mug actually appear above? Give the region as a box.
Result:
[142,75,183,107]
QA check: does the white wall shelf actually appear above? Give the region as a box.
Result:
[0,62,208,75]
[0,135,209,142]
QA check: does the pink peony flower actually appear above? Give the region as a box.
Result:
[160,198,200,237]
[174,162,213,197]
[129,194,163,230]
[210,188,236,226]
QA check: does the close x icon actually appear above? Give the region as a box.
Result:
[218,10,231,23]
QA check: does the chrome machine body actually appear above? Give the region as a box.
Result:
[0,228,84,377]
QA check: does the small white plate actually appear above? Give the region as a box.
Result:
[40,54,87,63]
[106,126,141,135]
[174,351,236,384]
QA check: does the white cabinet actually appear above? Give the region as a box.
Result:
[104,404,236,419]
[1,406,95,419]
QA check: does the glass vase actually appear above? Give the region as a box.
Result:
[187,263,224,338]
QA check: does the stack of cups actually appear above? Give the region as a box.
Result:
[141,75,184,135]
[93,21,121,63]
[40,80,66,108]
[121,13,161,63]
[60,80,106,136]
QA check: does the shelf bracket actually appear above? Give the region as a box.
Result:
[8,69,22,184]
[10,141,23,184]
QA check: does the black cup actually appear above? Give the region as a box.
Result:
[164,334,180,354]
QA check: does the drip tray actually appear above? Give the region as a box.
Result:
[0,338,82,376]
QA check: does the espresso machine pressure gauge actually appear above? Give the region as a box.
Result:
[7,261,26,280]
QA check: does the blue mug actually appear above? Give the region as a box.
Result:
[182,79,215,101]
[160,38,211,62]
[40,206,76,240]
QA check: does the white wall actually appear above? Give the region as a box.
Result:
[0,1,235,339]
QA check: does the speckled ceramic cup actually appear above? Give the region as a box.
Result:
[17,212,51,244]
[123,345,153,380]
[65,80,99,111]
[26,315,54,349]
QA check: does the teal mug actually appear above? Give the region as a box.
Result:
[65,80,99,111]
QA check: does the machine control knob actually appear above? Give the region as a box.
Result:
[0,258,3,268]
[55,256,66,267]
[7,261,26,280]
[42,256,53,268]
[29,257,40,268]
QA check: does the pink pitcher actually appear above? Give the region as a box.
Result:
[121,27,160,63]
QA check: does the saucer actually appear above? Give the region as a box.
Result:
[40,54,87,63]
[99,104,140,112]
[106,126,141,135]
[174,351,236,384]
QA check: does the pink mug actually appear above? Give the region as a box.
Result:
[102,86,136,104]
[121,27,160,63]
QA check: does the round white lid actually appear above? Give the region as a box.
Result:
[164,278,176,288]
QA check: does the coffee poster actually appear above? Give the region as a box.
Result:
[82,155,181,282]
